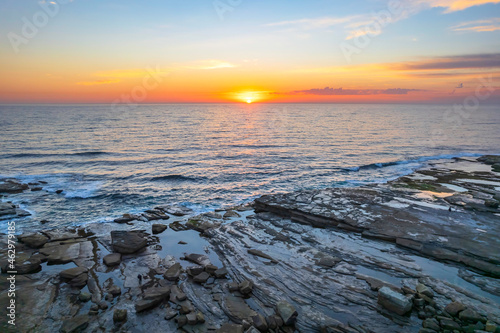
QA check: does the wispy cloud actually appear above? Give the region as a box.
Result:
[178,59,236,70]
[450,18,500,32]
[265,0,500,40]
[264,16,360,30]
[416,0,500,13]
[280,87,423,96]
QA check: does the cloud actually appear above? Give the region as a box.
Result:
[76,79,121,86]
[450,18,500,32]
[179,60,236,70]
[264,16,360,30]
[397,53,500,70]
[279,87,423,96]
[415,0,500,13]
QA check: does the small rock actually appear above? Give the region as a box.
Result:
[377,286,413,316]
[69,273,88,288]
[422,318,440,331]
[164,263,182,281]
[215,267,228,279]
[98,301,108,310]
[444,302,467,316]
[485,321,497,332]
[239,280,254,295]
[176,315,188,327]
[316,256,341,268]
[224,210,241,218]
[135,298,162,313]
[108,285,121,296]
[111,230,148,254]
[459,308,486,323]
[17,233,49,248]
[178,241,187,245]
[416,283,434,298]
[251,313,268,332]
[205,264,218,275]
[56,189,63,194]
[440,318,461,330]
[276,301,298,326]
[113,309,127,323]
[187,266,204,277]
[193,272,210,284]
[103,253,121,266]
[186,313,198,325]
[78,292,91,302]
[152,224,168,234]
[196,311,205,324]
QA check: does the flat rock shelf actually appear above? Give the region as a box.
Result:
[0,155,499,333]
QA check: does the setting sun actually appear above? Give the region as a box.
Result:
[246,99,252,104]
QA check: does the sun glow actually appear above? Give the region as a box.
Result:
[246,99,253,104]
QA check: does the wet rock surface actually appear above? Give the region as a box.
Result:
[0,156,499,332]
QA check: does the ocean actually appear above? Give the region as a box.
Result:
[1,103,499,233]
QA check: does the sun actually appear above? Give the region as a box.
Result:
[246,99,253,104]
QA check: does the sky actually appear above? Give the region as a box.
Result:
[0,0,499,103]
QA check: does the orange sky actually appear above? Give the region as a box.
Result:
[0,0,499,104]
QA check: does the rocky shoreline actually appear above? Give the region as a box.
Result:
[1,155,499,332]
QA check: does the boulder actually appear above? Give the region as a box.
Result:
[111,230,148,254]
[187,266,204,277]
[2,259,41,275]
[276,301,298,326]
[152,224,168,234]
[17,233,49,248]
[103,253,121,266]
[0,180,29,194]
[165,308,178,320]
[378,286,413,316]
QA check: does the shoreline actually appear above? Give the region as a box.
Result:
[0,155,499,332]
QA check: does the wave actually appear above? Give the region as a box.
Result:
[150,175,205,182]
[1,151,111,158]
[343,153,482,172]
